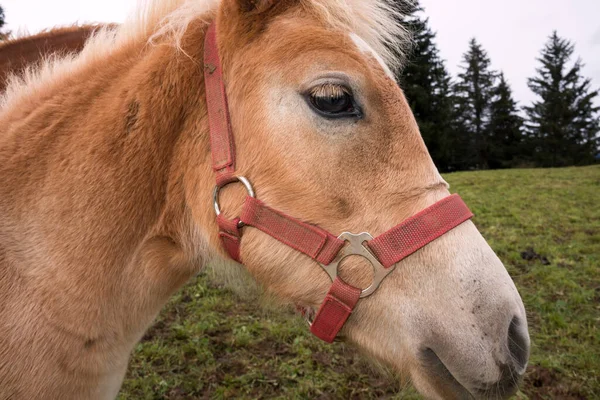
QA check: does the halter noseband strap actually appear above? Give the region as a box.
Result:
[204,22,473,343]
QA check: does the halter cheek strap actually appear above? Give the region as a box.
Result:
[204,22,473,343]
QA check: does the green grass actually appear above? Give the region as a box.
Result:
[118,165,600,399]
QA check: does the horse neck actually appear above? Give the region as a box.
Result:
[0,21,216,351]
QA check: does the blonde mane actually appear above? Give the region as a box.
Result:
[1,0,409,111]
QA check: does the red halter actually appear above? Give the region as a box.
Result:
[203,23,473,343]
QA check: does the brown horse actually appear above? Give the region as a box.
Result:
[0,25,110,93]
[0,0,530,399]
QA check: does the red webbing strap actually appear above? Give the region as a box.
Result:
[205,22,243,259]
[217,214,242,262]
[310,278,361,343]
[368,194,473,268]
[204,22,236,185]
[240,196,345,265]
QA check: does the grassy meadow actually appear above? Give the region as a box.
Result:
[118,165,599,400]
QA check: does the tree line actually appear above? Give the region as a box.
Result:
[398,1,600,171]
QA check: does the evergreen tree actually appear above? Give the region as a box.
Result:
[0,5,6,40]
[524,31,600,167]
[487,73,524,168]
[453,38,497,169]
[0,5,5,30]
[397,1,457,171]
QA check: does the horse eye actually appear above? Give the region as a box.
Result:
[307,84,359,118]
[310,92,353,114]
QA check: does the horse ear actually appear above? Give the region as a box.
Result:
[219,0,294,43]
[237,0,277,13]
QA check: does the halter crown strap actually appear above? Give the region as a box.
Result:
[204,22,244,261]
[203,21,474,343]
[204,23,236,186]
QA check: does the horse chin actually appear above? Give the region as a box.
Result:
[416,347,523,400]
[410,363,474,400]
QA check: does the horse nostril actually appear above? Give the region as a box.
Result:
[507,316,530,373]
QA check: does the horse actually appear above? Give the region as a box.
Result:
[0,0,530,399]
[0,25,110,93]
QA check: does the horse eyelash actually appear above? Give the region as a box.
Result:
[309,83,351,99]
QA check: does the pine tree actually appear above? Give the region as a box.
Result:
[524,31,600,167]
[397,1,457,171]
[0,5,6,40]
[453,38,497,169]
[487,73,524,168]
[0,5,5,30]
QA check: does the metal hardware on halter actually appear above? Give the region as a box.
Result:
[320,232,396,298]
[213,175,255,217]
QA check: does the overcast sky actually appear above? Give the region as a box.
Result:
[3,0,600,107]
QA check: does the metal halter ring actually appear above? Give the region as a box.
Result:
[213,176,255,218]
[320,232,396,298]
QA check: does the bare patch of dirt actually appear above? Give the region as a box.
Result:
[521,247,550,265]
[141,319,171,342]
[523,365,588,400]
